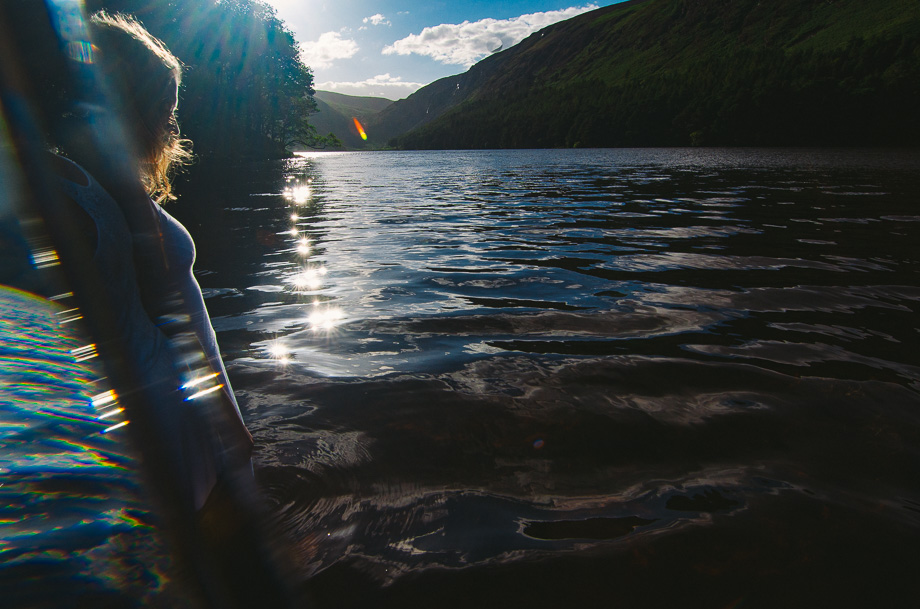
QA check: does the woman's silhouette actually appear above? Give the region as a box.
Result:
[49,11,254,514]
[1,7,295,606]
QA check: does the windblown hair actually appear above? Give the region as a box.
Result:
[89,12,192,202]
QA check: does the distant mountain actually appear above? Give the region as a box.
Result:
[309,91,393,149]
[315,91,393,117]
[377,0,920,148]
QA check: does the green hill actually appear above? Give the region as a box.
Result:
[308,91,393,149]
[314,91,393,117]
[381,0,920,148]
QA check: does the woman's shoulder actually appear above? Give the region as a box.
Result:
[49,152,111,214]
[153,201,196,262]
[46,153,98,250]
[47,152,90,187]
[49,153,128,226]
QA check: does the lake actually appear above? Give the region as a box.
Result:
[6,148,920,607]
[177,148,920,607]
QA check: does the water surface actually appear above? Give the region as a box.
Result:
[170,148,920,607]
[67,148,920,606]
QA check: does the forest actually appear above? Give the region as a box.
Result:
[396,34,920,149]
[391,0,920,149]
[78,0,329,159]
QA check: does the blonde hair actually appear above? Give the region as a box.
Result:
[90,12,192,202]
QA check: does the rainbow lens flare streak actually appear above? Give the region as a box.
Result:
[0,286,168,597]
[353,117,368,141]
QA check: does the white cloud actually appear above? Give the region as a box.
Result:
[382,4,598,66]
[363,13,390,26]
[300,31,359,69]
[317,73,425,99]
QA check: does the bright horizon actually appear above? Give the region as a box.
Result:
[264,1,623,100]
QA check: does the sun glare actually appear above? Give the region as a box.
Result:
[267,341,290,365]
[307,306,344,332]
[284,184,311,204]
[291,266,326,291]
[273,168,347,347]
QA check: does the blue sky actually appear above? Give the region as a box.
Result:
[264,1,622,100]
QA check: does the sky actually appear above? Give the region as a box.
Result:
[263,1,621,100]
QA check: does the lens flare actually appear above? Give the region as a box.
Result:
[102,421,130,434]
[91,390,117,408]
[97,407,124,420]
[181,372,220,390]
[70,343,98,362]
[184,384,224,401]
[353,117,368,141]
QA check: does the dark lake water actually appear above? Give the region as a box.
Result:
[4,148,920,607]
[171,148,920,607]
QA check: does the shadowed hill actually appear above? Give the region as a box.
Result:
[377,0,920,149]
[315,91,392,116]
[309,91,393,149]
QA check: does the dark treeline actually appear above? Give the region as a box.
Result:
[397,32,920,149]
[81,0,328,158]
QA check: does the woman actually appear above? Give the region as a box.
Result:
[1,9,297,605]
[49,11,254,513]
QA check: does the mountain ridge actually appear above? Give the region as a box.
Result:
[373,0,920,148]
[308,91,393,149]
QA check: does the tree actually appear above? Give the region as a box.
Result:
[85,0,325,158]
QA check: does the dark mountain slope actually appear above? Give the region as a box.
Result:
[381,0,920,148]
[308,91,392,149]
[362,3,652,144]
[364,50,525,144]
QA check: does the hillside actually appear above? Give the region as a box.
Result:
[315,91,393,118]
[379,0,920,148]
[309,91,392,149]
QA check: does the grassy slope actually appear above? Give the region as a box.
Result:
[314,91,393,117]
[393,0,920,148]
[486,0,920,91]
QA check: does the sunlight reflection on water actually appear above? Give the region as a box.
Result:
[169,149,920,603]
[203,149,920,381]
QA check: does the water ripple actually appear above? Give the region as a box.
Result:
[178,149,920,596]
